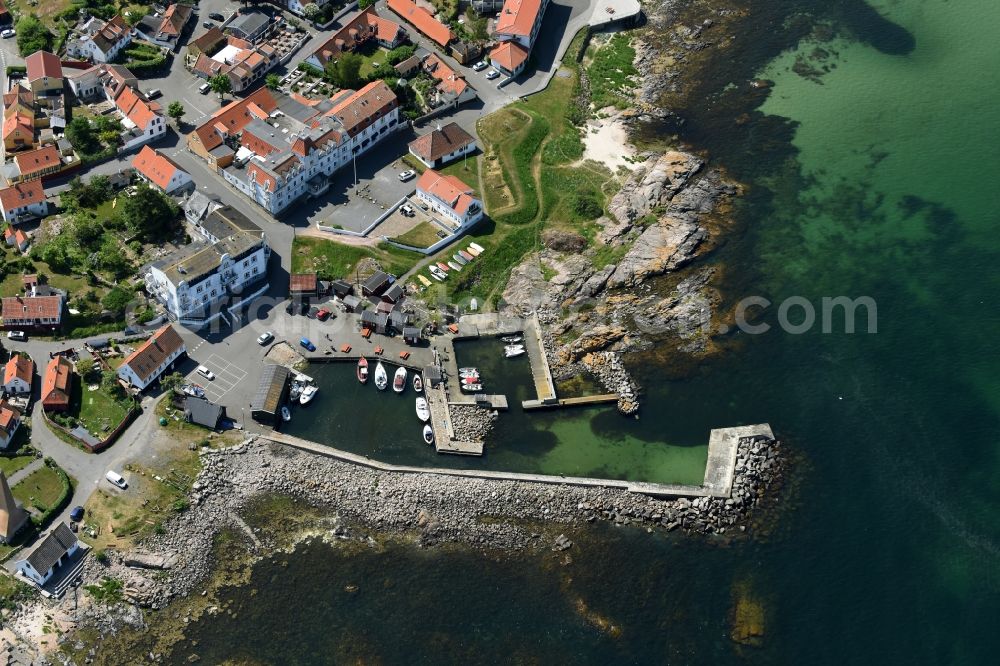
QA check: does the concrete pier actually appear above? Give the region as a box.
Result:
[522,394,619,410]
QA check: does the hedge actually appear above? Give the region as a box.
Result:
[5,65,26,77]
[31,460,73,528]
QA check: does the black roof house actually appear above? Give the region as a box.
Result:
[382,283,404,303]
[184,396,226,429]
[403,326,421,344]
[331,280,352,297]
[251,364,290,425]
[25,522,77,576]
[360,310,378,328]
[362,271,393,298]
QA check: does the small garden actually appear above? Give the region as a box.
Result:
[392,221,443,249]
[49,357,135,444]
[65,115,122,165]
[291,237,421,281]
[11,459,72,527]
[117,42,169,77]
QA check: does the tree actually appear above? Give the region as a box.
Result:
[101,370,126,400]
[325,52,363,89]
[209,74,232,103]
[160,372,185,395]
[102,286,133,315]
[76,358,98,382]
[302,3,321,21]
[65,117,100,156]
[15,15,54,57]
[265,73,282,90]
[167,101,186,126]
[116,184,179,241]
[71,215,104,249]
[97,241,132,279]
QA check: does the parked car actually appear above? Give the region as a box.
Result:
[196,365,216,381]
[257,331,275,346]
[105,471,128,490]
[202,20,215,29]
[208,12,225,21]
[307,306,319,319]
[299,337,316,352]
[199,82,211,94]
[6,331,26,341]
[70,506,85,522]
[485,69,500,80]
[472,61,488,72]
[145,88,162,100]
[398,169,416,182]
[317,308,332,321]
[1,28,15,39]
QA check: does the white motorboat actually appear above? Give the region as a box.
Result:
[415,397,430,422]
[429,265,447,281]
[447,261,462,272]
[422,424,434,445]
[504,345,526,358]
[374,362,388,391]
[469,242,485,254]
[461,382,484,392]
[281,406,291,422]
[429,270,444,282]
[413,374,423,392]
[459,367,478,374]
[299,385,318,405]
[501,335,523,344]
[289,381,303,400]
[459,369,480,379]
[393,366,407,393]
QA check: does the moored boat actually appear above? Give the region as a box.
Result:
[466,245,481,257]
[429,266,446,281]
[357,356,369,384]
[459,250,474,262]
[462,375,480,385]
[436,262,450,272]
[500,335,523,344]
[418,274,432,287]
[461,382,484,392]
[469,242,485,253]
[504,345,526,358]
[413,374,423,392]
[299,385,318,405]
[422,424,434,445]
[281,406,291,422]
[453,253,468,265]
[289,381,303,400]
[415,397,430,422]
[447,261,462,272]
[459,367,478,374]
[393,366,407,393]
[374,361,388,390]
[459,369,480,379]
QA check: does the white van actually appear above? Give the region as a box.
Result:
[197,365,216,380]
[199,82,211,94]
[105,471,127,489]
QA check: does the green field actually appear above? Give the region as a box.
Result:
[392,221,442,249]
[11,466,65,513]
[0,454,34,477]
[291,237,421,281]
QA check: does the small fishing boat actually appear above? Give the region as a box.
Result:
[436,262,450,273]
[459,250,474,262]
[462,376,480,385]
[393,366,407,393]
[374,361,388,390]
[453,253,468,265]
[447,261,462,272]
[466,245,481,257]
[501,335,523,344]
[417,275,432,287]
[181,384,205,398]
[459,367,478,374]
[504,345,526,359]
[459,370,480,379]
[429,266,447,281]
[281,406,291,422]
[469,242,485,253]
[422,424,434,445]
[413,374,423,392]
[289,381,303,401]
[415,397,430,422]
[299,385,318,405]
[461,382,484,392]
[357,356,369,384]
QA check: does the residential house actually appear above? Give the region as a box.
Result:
[403,326,422,345]
[408,122,476,168]
[386,0,454,49]
[450,41,483,66]
[362,271,392,298]
[0,402,21,450]
[415,168,484,228]
[15,522,79,587]
[0,470,29,544]
[186,30,278,94]
[183,396,225,429]
[132,146,193,194]
[421,53,476,107]
[199,81,400,215]
[147,3,194,50]
[11,228,28,253]
[0,178,49,225]
[2,87,36,153]
[0,0,10,27]
[1,291,64,331]
[41,355,73,413]
[66,63,138,102]
[305,7,406,70]
[145,206,271,325]
[394,54,422,77]
[289,273,318,301]
[382,283,405,304]
[66,15,135,63]
[225,11,272,44]
[117,324,187,391]
[275,0,334,17]
[489,0,551,79]
[24,52,63,99]
[2,354,34,395]
[342,294,362,312]
[8,144,64,184]
[360,309,378,330]
[114,86,166,151]
[330,280,352,298]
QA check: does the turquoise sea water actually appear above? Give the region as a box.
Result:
[155,0,1000,661]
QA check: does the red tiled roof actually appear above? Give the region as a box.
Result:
[325,80,398,137]
[25,51,62,82]
[289,273,318,293]
[13,229,27,245]
[121,325,185,384]
[191,88,278,152]
[489,41,529,73]
[157,2,193,38]
[408,122,474,163]
[0,179,45,213]
[2,113,33,142]
[132,146,186,191]
[3,355,33,386]
[309,7,404,67]
[496,0,543,38]
[417,168,477,216]
[13,145,61,178]
[422,53,468,99]
[2,294,61,320]
[42,355,73,409]
[0,401,19,432]
[115,86,160,130]
[386,0,454,48]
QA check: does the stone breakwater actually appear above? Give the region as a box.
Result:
[51,433,784,621]
[449,404,498,441]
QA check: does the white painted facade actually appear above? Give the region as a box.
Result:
[116,340,187,391]
[415,188,484,228]
[120,114,166,151]
[1,200,49,224]
[16,540,79,586]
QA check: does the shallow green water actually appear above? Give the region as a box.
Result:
[152,0,1000,661]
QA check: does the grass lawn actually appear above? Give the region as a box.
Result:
[292,236,421,280]
[12,466,65,513]
[30,0,73,27]
[587,33,639,110]
[392,221,442,249]
[0,454,34,477]
[71,381,132,439]
[357,45,391,79]
[439,159,480,193]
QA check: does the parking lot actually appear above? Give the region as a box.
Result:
[189,353,248,403]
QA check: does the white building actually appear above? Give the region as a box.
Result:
[218,81,400,215]
[415,169,484,229]
[2,354,33,395]
[132,146,193,194]
[116,324,187,391]
[66,15,135,64]
[145,207,271,326]
[115,87,166,151]
[16,522,79,587]
[0,179,50,225]
[407,122,476,169]
[0,401,22,450]
[489,0,550,79]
